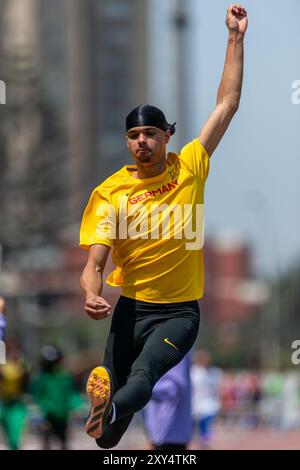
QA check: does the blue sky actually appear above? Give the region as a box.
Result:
[182,0,300,276]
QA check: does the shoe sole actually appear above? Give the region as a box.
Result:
[85,366,113,439]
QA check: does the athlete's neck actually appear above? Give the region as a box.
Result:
[132,159,167,179]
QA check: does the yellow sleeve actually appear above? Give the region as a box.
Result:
[179,138,210,183]
[79,188,116,250]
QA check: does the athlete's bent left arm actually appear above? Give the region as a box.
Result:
[80,244,112,320]
[198,4,248,157]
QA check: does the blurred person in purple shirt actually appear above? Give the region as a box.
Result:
[0,297,7,342]
[142,352,192,450]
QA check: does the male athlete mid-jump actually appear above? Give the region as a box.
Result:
[80,4,248,449]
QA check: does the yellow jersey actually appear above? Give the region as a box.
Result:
[80,138,209,303]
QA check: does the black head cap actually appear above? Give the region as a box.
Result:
[126,104,176,135]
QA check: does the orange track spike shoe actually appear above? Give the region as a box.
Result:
[85,366,113,439]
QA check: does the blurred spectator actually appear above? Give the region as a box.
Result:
[0,339,28,450]
[191,350,223,449]
[243,372,262,428]
[30,345,82,450]
[281,373,300,429]
[220,373,239,424]
[261,372,284,428]
[0,297,7,342]
[142,352,193,450]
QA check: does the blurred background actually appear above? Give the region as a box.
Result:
[0,0,299,450]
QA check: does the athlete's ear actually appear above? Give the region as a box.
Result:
[165,130,171,144]
[125,135,130,148]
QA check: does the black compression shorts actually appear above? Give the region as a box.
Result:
[97,295,200,449]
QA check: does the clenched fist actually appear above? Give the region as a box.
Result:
[226,4,248,36]
[84,295,112,320]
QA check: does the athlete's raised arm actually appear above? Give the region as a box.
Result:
[198,4,248,157]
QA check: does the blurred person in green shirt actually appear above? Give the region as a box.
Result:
[30,345,82,450]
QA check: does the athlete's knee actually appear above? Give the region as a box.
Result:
[95,421,124,449]
[128,368,153,388]
[96,435,120,449]
[127,369,154,405]
[96,415,133,449]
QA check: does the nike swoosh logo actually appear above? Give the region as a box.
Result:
[164,338,179,351]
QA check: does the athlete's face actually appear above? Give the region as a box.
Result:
[126,126,170,167]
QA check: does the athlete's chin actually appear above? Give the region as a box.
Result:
[137,155,152,164]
